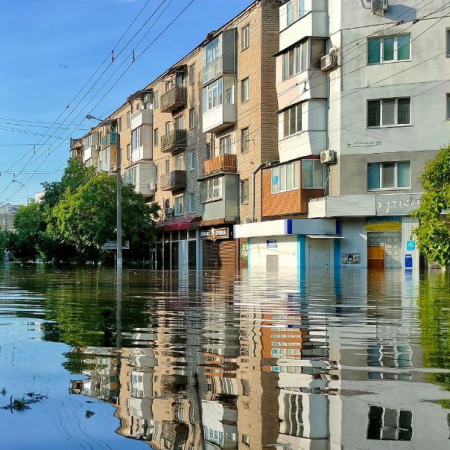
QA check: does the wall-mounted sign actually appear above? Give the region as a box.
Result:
[273,175,279,185]
[342,253,361,265]
[406,240,416,251]
[201,228,230,241]
[267,239,278,249]
[347,141,381,148]
[376,194,422,216]
[240,243,248,260]
[103,241,130,250]
[201,230,212,239]
[365,217,402,232]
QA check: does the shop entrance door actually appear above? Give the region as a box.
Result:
[368,232,402,269]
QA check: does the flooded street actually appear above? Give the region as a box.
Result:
[0,266,449,449]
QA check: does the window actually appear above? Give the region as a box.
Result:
[367,406,412,441]
[205,37,219,65]
[154,91,159,108]
[175,115,184,130]
[189,108,195,129]
[117,117,122,132]
[175,154,184,171]
[368,162,411,190]
[219,135,234,155]
[188,151,195,171]
[126,111,131,128]
[282,103,302,137]
[302,159,324,189]
[282,39,326,80]
[189,64,195,85]
[447,94,450,120]
[132,126,141,150]
[206,142,213,160]
[165,160,170,174]
[188,193,195,213]
[272,161,301,193]
[286,0,305,27]
[368,34,411,64]
[175,71,185,87]
[286,1,294,26]
[174,196,184,216]
[241,179,249,204]
[241,128,249,153]
[241,78,249,102]
[242,25,250,50]
[368,98,410,127]
[165,121,171,135]
[203,78,223,112]
[127,144,131,161]
[205,177,222,201]
[154,128,159,146]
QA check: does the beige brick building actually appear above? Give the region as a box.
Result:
[72,0,281,271]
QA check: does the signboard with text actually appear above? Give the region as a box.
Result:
[375,194,422,216]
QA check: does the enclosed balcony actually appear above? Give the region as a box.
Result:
[83,132,99,163]
[279,0,328,52]
[160,170,187,192]
[98,147,117,174]
[130,108,153,129]
[203,154,237,177]
[124,161,157,197]
[161,129,187,153]
[101,132,118,149]
[161,86,187,113]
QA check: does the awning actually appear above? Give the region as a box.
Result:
[157,217,201,231]
[307,234,345,239]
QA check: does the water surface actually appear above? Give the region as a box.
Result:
[0,266,449,449]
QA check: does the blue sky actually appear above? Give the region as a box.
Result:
[0,0,253,204]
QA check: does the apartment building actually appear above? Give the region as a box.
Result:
[71,0,280,271]
[235,0,450,273]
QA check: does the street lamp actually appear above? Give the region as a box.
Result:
[12,179,30,205]
[86,114,123,271]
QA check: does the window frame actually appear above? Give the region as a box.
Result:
[219,134,235,155]
[446,93,450,120]
[189,108,195,129]
[368,34,411,65]
[241,77,249,103]
[242,25,250,51]
[367,161,411,191]
[240,179,249,204]
[241,127,250,154]
[174,195,184,216]
[204,177,223,202]
[271,161,301,194]
[301,159,325,189]
[188,193,195,214]
[188,151,195,171]
[189,64,195,85]
[131,126,142,151]
[154,128,159,146]
[367,97,411,128]
[282,103,303,138]
[154,91,159,109]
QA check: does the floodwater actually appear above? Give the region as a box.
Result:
[0,266,449,449]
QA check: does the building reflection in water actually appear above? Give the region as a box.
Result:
[68,269,450,449]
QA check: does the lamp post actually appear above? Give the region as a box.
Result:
[12,179,30,205]
[86,115,123,271]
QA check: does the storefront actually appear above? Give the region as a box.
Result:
[155,217,202,271]
[201,225,236,271]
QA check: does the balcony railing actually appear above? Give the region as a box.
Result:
[160,170,187,192]
[203,154,237,176]
[161,86,187,113]
[101,132,118,149]
[161,129,187,153]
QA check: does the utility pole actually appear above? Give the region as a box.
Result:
[116,133,123,271]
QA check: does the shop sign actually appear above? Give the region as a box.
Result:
[214,228,230,240]
[342,253,361,265]
[347,140,382,148]
[365,217,402,232]
[240,243,248,260]
[267,239,278,249]
[375,194,422,216]
[407,240,416,251]
[201,230,212,239]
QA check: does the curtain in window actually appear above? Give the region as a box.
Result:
[382,100,395,126]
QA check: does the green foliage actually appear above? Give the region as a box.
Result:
[412,145,450,266]
[8,158,160,264]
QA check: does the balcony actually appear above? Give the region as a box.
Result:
[130,108,153,129]
[203,103,236,134]
[202,56,236,86]
[161,86,187,113]
[160,170,187,192]
[101,132,118,149]
[203,154,237,177]
[161,129,187,153]
[279,0,328,52]
[124,161,157,197]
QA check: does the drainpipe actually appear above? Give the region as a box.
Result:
[252,161,278,223]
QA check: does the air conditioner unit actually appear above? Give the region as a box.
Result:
[321,51,338,72]
[320,150,337,164]
[371,0,389,13]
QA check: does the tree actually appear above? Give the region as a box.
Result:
[9,203,45,262]
[412,145,450,267]
[51,173,159,263]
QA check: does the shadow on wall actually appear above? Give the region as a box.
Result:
[359,0,418,21]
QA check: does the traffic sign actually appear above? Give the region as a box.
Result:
[102,241,130,250]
